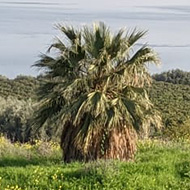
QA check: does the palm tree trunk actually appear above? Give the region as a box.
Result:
[104,127,137,161]
[61,123,137,162]
[60,121,84,163]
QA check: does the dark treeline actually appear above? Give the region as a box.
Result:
[0,69,190,142]
[152,69,190,85]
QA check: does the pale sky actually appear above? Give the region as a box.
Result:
[79,0,190,10]
[3,0,190,7]
[81,0,190,6]
[2,0,190,12]
[0,0,190,77]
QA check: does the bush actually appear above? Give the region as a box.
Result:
[162,119,190,141]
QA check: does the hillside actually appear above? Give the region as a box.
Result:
[0,75,39,100]
[0,70,189,141]
[149,81,190,127]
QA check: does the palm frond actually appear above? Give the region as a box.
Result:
[127,28,147,48]
[47,37,66,53]
[57,24,80,45]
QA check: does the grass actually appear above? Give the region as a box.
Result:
[0,138,190,190]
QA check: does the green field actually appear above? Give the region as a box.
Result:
[0,138,190,190]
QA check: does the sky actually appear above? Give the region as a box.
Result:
[3,0,190,7]
[80,0,190,8]
[0,0,190,77]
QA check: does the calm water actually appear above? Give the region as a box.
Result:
[1,0,190,78]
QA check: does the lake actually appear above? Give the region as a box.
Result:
[0,0,190,78]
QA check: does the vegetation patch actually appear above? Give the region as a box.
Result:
[0,138,190,189]
[0,70,190,142]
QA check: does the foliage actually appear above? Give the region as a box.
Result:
[162,119,190,141]
[33,22,161,162]
[0,75,56,142]
[0,97,34,142]
[0,75,189,142]
[0,139,190,189]
[0,75,39,100]
[148,81,190,139]
[0,136,61,164]
[152,69,190,85]
[0,76,38,142]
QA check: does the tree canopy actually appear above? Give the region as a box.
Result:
[152,69,190,85]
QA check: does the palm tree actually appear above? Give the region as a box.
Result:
[34,22,162,162]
